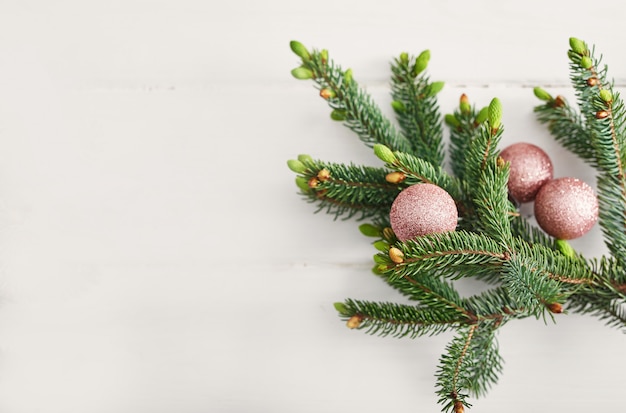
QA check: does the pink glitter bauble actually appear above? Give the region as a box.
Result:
[390,184,458,241]
[499,142,553,203]
[534,177,599,240]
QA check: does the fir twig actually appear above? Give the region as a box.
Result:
[288,155,400,221]
[390,50,445,163]
[290,42,412,152]
[335,299,464,338]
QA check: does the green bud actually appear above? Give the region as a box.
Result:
[359,223,381,237]
[333,302,349,315]
[330,109,346,121]
[319,88,336,100]
[459,94,471,114]
[426,81,445,97]
[373,240,389,252]
[580,56,593,69]
[289,40,311,61]
[291,67,314,80]
[344,68,353,85]
[320,49,329,63]
[382,227,396,243]
[399,52,409,65]
[444,114,461,128]
[391,100,407,112]
[373,144,397,164]
[295,176,310,192]
[569,37,587,55]
[533,87,553,101]
[412,49,430,76]
[599,89,613,103]
[287,159,307,174]
[488,97,503,131]
[297,154,313,164]
[371,264,384,275]
[475,106,489,124]
[555,239,576,259]
[373,254,388,265]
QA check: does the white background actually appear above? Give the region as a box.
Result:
[0,1,625,412]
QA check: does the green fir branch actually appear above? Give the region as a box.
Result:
[335,299,465,338]
[383,230,508,281]
[510,214,557,250]
[446,95,489,180]
[373,145,469,212]
[567,292,626,332]
[290,41,412,152]
[461,286,522,321]
[471,158,514,244]
[436,323,504,413]
[287,155,400,221]
[501,254,564,317]
[390,50,445,164]
[461,100,515,244]
[533,93,597,165]
[565,39,626,266]
[463,324,504,398]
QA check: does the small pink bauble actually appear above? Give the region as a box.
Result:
[534,177,599,240]
[390,184,458,241]
[499,142,553,203]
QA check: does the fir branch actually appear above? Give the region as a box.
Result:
[566,39,626,266]
[533,95,597,165]
[436,325,474,413]
[510,214,557,250]
[436,322,505,413]
[291,43,412,152]
[383,269,467,315]
[288,156,400,221]
[390,51,445,164]
[375,147,470,213]
[471,158,514,244]
[512,239,596,288]
[461,105,515,244]
[336,298,465,338]
[464,325,504,398]
[462,286,523,322]
[384,230,508,281]
[446,95,489,180]
[501,254,564,317]
[567,292,626,332]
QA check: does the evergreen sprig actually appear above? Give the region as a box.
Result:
[287,38,626,412]
[390,50,445,164]
[290,41,412,152]
[288,155,400,222]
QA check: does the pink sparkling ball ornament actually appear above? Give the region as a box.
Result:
[499,142,554,203]
[390,183,458,241]
[534,177,599,240]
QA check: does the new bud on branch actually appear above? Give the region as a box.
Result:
[488,97,503,131]
[373,144,397,164]
[289,40,311,61]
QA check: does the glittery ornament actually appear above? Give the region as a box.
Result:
[390,184,458,241]
[499,142,553,203]
[534,177,599,240]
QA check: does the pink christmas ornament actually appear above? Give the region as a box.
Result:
[534,177,599,240]
[499,142,553,203]
[390,183,458,241]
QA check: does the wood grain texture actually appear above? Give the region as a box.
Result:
[0,1,624,412]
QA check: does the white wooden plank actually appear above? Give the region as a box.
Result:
[0,1,624,412]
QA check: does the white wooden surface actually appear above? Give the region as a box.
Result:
[0,1,625,412]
